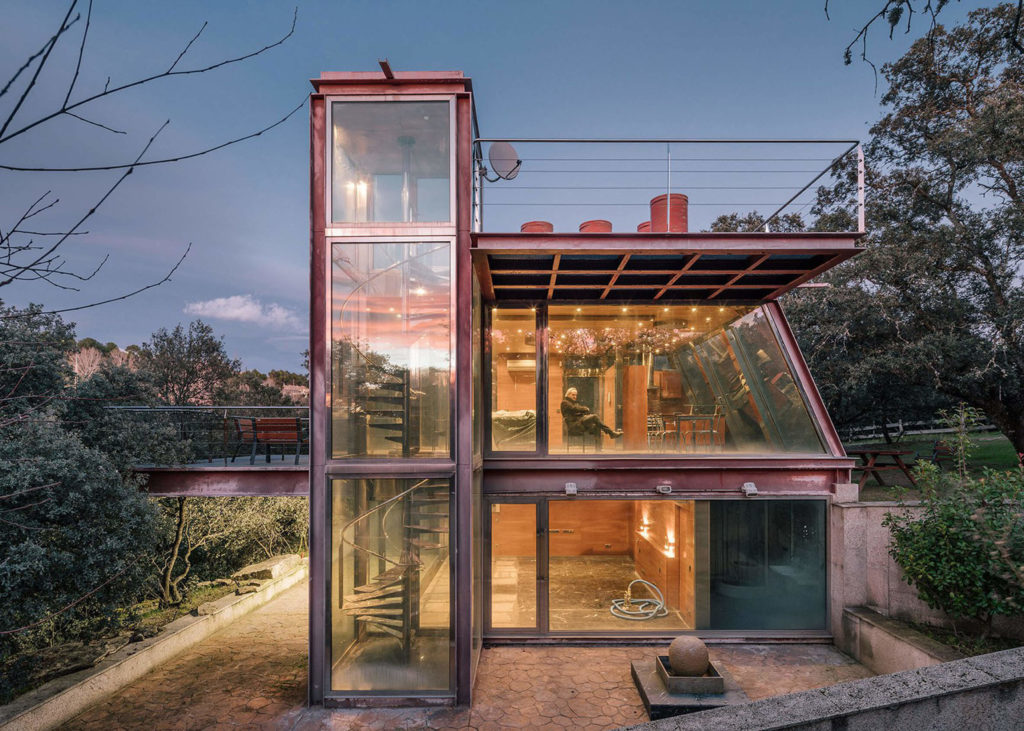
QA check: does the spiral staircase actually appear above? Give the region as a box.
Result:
[339,478,450,655]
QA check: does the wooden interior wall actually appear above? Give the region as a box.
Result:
[549,500,631,556]
[676,502,697,626]
[622,365,648,451]
[493,356,536,412]
[491,503,536,557]
[602,365,617,429]
[548,356,564,448]
[633,500,676,608]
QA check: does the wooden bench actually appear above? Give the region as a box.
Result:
[251,417,304,464]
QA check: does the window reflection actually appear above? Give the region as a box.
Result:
[331,242,450,458]
[496,303,826,455]
[331,101,451,223]
[490,308,537,451]
[708,500,826,630]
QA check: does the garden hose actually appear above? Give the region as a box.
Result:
[610,579,668,620]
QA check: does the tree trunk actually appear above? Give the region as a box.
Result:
[160,497,187,605]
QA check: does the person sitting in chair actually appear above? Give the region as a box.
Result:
[560,387,622,439]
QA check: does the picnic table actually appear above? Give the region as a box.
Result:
[848,448,918,489]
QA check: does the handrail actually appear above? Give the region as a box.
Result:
[338,477,433,568]
[107,405,308,412]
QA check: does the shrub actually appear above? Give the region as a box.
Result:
[884,406,1024,637]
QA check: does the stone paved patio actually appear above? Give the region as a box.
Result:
[65,581,872,730]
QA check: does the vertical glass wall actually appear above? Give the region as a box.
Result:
[331,242,451,458]
[331,101,451,223]
[489,308,537,451]
[708,500,827,630]
[548,500,692,632]
[331,478,452,692]
[483,303,825,455]
[489,503,537,628]
[483,498,826,635]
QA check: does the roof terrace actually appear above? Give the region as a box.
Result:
[471,139,865,303]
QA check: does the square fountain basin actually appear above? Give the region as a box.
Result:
[655,656,726,694]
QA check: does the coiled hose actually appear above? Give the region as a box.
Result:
[609,579,668,620]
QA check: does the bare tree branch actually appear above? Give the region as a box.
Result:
[168,21,207,73]
[0,243,191,318]
[0,7,297,147]
[63,0,92,108]
[63,110,126,135]
[0,2,80,138]
[0,3,79,101]
[0,120,170,288]
[0,100,304,172]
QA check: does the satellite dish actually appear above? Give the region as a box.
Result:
[487,141,521,180]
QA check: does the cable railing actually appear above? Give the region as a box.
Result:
[111,405,309,468]
[472,139,864,235]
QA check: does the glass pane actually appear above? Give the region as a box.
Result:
[548,500,693,632]
[490,503,537,628]
[705,500,826,630]
[330,478,451,692]
[545,304,824,454]
[331,242,450,458]
[490,308,537,451]
[331,101,450,223]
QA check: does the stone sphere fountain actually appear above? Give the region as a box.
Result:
[630,635,747,720]
[656,636,724,694]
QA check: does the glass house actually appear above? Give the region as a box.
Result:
[307,69,863,706]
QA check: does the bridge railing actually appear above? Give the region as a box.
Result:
[112,405,310,468]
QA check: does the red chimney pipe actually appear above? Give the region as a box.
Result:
[579,219,612,233]
[520,220,554,233]
[650,194,688,233]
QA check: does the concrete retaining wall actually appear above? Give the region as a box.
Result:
[842,606,961,675]
[628,646,1024,731]
[0,563,307,731]
[829,497,1024,652]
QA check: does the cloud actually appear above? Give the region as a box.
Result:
[184,294,302,330]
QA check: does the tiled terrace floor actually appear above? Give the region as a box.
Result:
[65,581,872,730]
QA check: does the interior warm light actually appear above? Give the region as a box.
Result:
[413,287,427,296]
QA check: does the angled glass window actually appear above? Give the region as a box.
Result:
[331,242,451,459]
[533,304,824,455]
[331,101,451,223]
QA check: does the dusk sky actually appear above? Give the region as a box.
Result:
[1,1,983,373]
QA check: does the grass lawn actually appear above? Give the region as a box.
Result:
[845,433,1020,502]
